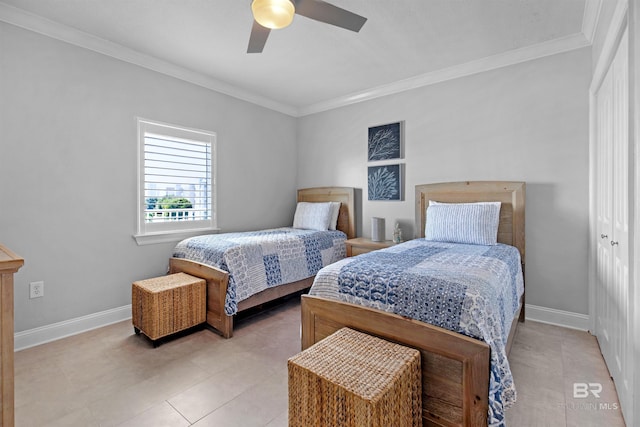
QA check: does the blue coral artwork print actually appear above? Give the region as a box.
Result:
[368,164,402,201]
[368,122,402,161]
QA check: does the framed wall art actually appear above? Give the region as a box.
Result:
[368,164,403,201]
[367,121,403,161]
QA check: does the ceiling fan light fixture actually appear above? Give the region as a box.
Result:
[252,0,295,29]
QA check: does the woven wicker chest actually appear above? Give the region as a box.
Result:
[132,272,206,343]
[288,327,422,427]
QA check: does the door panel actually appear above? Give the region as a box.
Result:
[609,28,630,408]
[595,64,613,357]
[594,27,630,419]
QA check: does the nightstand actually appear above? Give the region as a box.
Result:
[345,237,396,256]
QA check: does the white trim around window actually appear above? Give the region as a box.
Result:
[133,118,218,245]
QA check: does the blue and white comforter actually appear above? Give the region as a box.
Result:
[173,228,346,315]
[309,238,524,427]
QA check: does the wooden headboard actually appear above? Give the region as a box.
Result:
[297,187,356,239]
[415,181,525,262]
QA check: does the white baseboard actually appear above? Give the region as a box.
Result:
[525,304,590,331]
[14,305,132,351]
[13,302,589,351]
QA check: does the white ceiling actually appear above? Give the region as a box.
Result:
[0,0,597,116]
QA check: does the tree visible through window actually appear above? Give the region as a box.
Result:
[136,119,216,238]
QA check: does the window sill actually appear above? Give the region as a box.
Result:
[133,228,220,246]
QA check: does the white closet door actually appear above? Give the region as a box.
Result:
[595,60,614,357]
[609,28,630,411]
[595,27,630,418]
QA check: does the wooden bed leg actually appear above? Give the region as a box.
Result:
[204,310,234,338]
[519,263,526,322]
[220,315,233,339]
[519,291,526,322]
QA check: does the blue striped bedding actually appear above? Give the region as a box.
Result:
[173,228,347,315]
[309,238,524,427]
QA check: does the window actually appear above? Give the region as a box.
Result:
[135,118,217,244]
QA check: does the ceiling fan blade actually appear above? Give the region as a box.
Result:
[247,20,271,53]
[294,0,366,32]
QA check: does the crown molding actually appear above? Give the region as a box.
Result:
[1,1,593,118]
[299,32,591,116]
[0,2,298,117]
[590,0,629,92]
[582,0,603,44]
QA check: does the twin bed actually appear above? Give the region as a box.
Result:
[168,181,525,427]
[168,186,356,338]
[302,181,525,427]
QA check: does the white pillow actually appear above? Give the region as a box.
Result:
[293,202,333,231]
[425,201,501,245]
[328,202,341,231]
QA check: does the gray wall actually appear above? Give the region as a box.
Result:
[0,19,593,331]
[0,23,297,332]
[297,48,591,315]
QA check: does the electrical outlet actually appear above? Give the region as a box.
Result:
[29,281,44,299]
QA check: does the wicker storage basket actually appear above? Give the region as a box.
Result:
[288,327,422,427]
[132,272,206,341]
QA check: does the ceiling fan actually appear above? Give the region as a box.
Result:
[248,0,367,53]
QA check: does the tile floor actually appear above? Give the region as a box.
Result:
[14,297,626,426]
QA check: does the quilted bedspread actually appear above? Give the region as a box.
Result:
[309,238,524,427]
[173,228,347,315]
